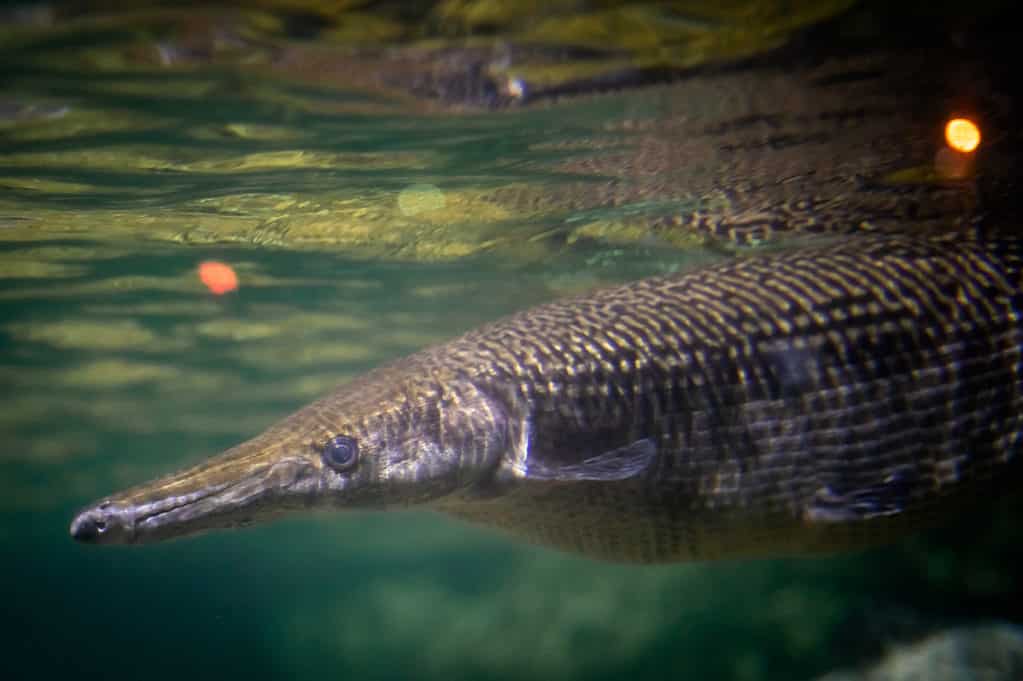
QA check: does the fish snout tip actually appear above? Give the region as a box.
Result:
[70,501,135,544]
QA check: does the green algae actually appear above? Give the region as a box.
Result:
[0,0,870,265]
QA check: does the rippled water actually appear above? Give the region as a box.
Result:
[3,3,1022,681]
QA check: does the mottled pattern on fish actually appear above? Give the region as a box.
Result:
[71,232,1023,563]
[431,231,1023,560]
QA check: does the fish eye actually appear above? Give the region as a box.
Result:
[321,435,359,472]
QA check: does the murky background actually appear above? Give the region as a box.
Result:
[3,2,1022,680]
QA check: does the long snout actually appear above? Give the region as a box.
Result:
[70,439,319,545]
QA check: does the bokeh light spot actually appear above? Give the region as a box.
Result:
[397,184,446,216]
[945,118,981,153]
[198,261,239,295]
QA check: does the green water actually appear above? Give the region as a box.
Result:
[3,4,1022,681]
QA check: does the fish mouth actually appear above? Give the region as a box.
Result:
[70,450,317,545]
[70,483,231,544]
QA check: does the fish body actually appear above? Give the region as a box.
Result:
[71,233,1023,563]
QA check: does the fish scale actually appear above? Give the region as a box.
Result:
[433,231,1023,561]
[71,231,1023,563]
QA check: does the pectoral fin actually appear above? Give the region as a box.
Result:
[805,466,915,523]
[521,438,658,482]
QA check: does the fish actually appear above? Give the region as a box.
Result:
[70,232,1023,563]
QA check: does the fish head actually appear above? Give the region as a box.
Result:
[70,360,510,545]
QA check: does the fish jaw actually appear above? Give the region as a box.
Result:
[70,438,321,545]
[69,364,515,545]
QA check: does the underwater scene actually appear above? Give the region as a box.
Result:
[3,2,1021,680]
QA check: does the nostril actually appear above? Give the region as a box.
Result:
[70,508,114,542]
[70,500,141,544]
